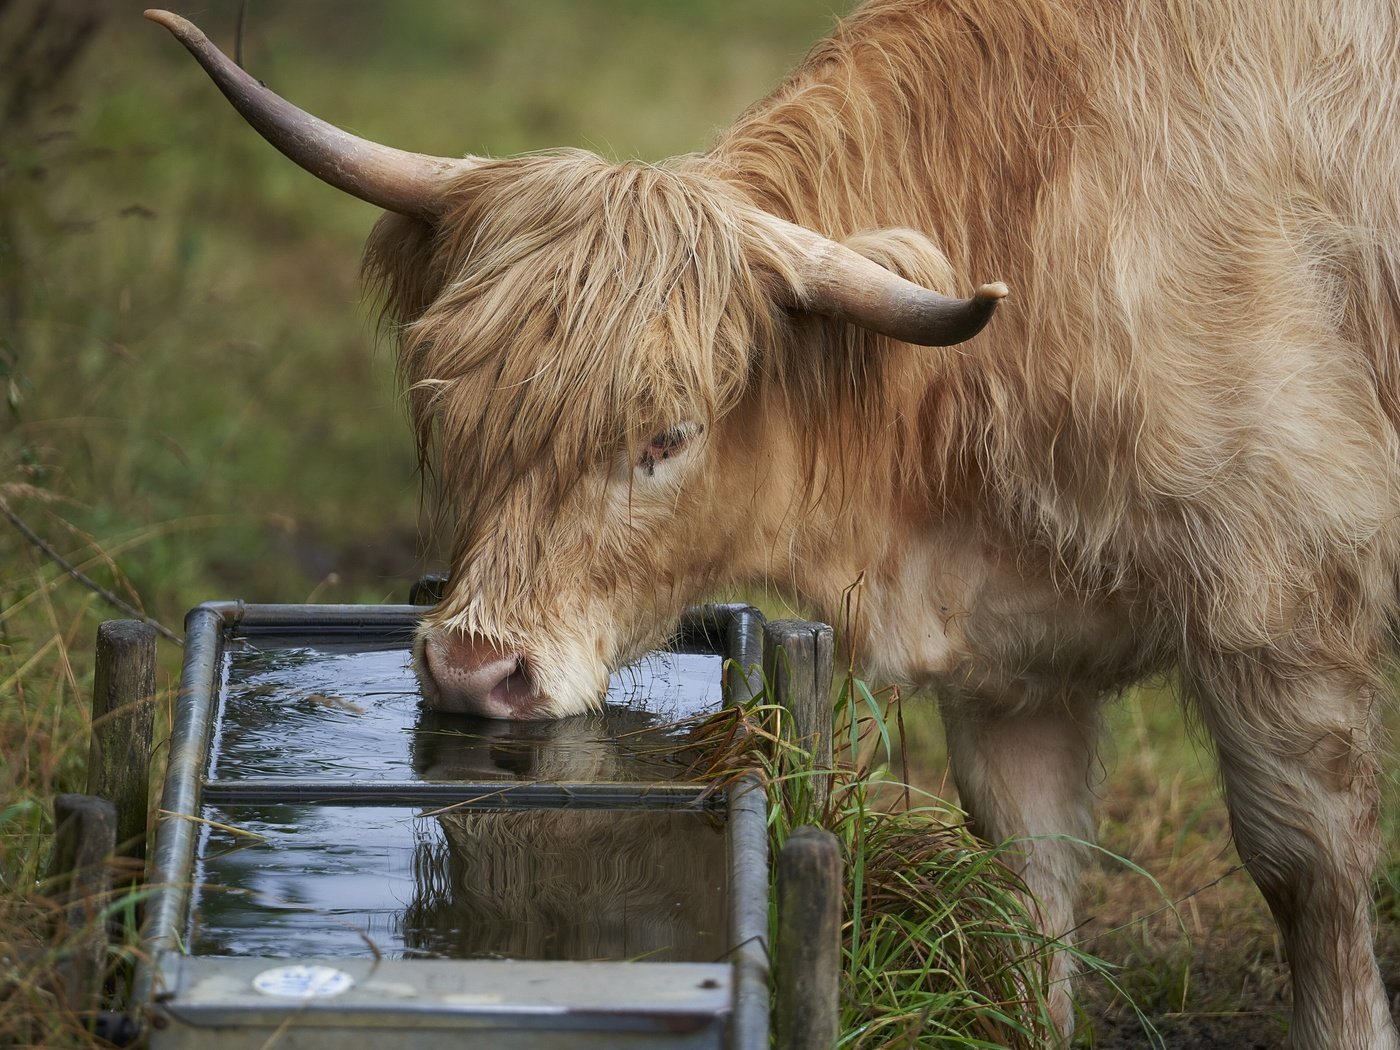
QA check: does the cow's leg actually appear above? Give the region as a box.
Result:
[1187,658,1397,1050]
[940,691,1101,1039]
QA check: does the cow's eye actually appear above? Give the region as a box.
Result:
[637,422,704,476]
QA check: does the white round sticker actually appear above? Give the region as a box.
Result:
[252,964,355,999]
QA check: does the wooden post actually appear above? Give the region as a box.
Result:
[776,826,843,1050]
[763,620,835,806]
[87,620,157,866]
[47,793,118,1017]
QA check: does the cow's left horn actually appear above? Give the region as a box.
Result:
[763,213,1007,346]
[144,10,476,219]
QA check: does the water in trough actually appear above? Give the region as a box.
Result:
[187,640,731,963]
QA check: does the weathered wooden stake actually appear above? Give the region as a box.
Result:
[776,825,843,1050]
[87,619,157,865]
[47,793,118,1017]
[763,619,835,806]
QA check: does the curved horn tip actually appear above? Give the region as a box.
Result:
[976,281,1010,301]
[143,9,184,30]
[144,10,205,45]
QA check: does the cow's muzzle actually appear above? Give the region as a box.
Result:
[416,630,543,719]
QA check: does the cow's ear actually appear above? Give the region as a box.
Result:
[364,211,448,328]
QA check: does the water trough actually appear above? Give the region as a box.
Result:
[133,598,776,1049]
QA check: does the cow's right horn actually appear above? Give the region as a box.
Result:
[145,10,476,219]
[758,211,1008,347]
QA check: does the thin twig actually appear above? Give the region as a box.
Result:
[235,0,248,70]
[0,496,183,645]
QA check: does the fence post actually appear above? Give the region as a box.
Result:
[87,620,157,867]
[47,793,118,1016]
[776,825,843,1050]
[763,619,835,806]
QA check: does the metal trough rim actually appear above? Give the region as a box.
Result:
[149,954,735,1038]
[198,778,721,808]
[136,600,771,1050]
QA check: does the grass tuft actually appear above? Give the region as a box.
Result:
[693,665,1081,1048]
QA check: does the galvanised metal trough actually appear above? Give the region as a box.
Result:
[132,598,778,1050]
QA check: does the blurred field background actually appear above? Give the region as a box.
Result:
[2,1,1396,1046]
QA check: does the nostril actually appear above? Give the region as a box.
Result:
[501,655,530,692]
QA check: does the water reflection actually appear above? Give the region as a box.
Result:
[404,808,727,961]
[190,638,732,961]
[192,805,423,958]
[191,804,728,963]
[408,707,711,783]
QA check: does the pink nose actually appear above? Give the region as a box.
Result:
[417,631,539,719]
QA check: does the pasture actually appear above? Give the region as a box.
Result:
[2,2,1398,1046]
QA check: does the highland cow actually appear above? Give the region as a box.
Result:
[151,3,1400,1045]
